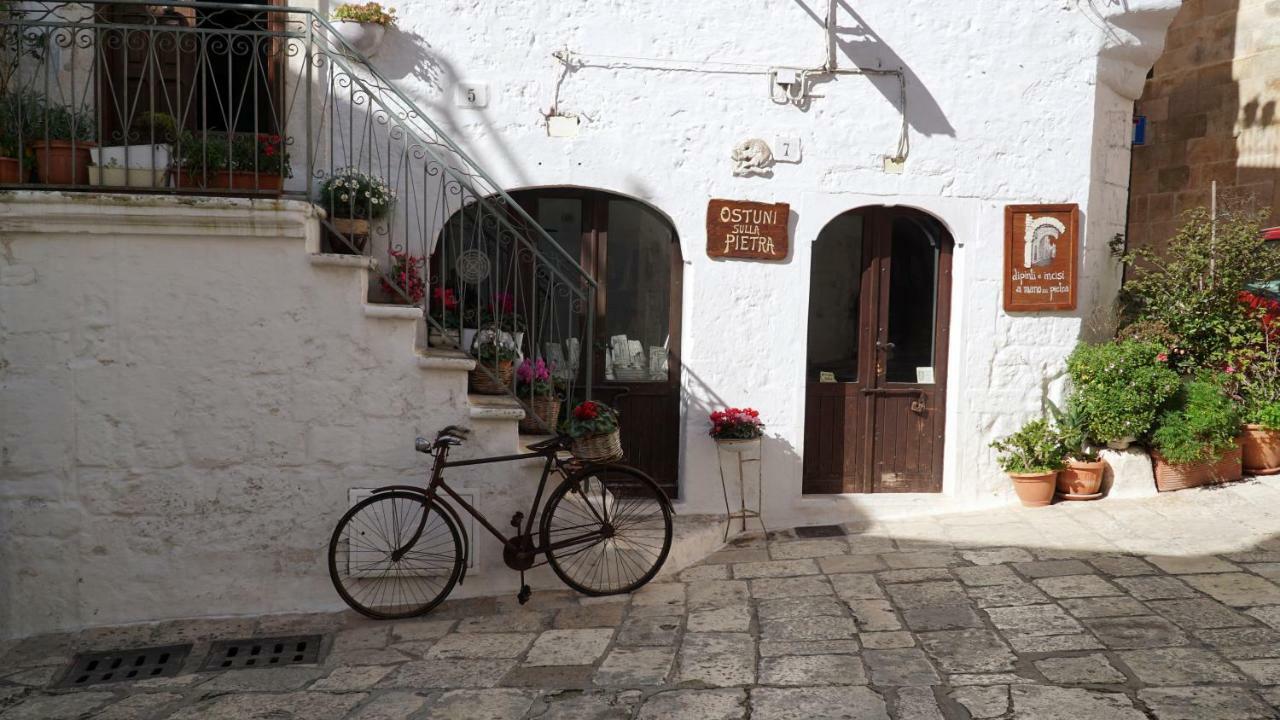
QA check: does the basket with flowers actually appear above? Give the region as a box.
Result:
[561,400,622,462]
[709,407,764,453]
[516,358,560,434]
[319,168,397,253]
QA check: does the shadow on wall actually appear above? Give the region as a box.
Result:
[789,0,955,137]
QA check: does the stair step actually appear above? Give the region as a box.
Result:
[417,347,476,372]
[309,253,377,270]
[364,303,422,320]
[469,394,525,421]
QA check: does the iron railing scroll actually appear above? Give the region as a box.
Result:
[0,0,595,427]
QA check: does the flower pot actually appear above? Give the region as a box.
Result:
[715,437,761,454]
[461,327,479,354]
[176,169,283,193]
[31,140,95,185]
[470,360,514,395]
[1240,424,1280,476]
[329,217,370,254]
[332,20,386,54]
[0,157,22,183]
[1152,444,1244,492]
[1009,471,1057,507]
[1057,459,1106,496]
[572,429,624,463]
[89,165,168,189]
[519,395,561,435]
[1106,436,1136,450]
[428,327,461,349]
[92,144,171,171]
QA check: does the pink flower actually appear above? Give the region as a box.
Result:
[1156,353,1168,362]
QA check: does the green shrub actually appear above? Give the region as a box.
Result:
[1050,397,1100,462]
[990,419,1067,474]
[1118,208,1280,372]
[1066,340,1181,445]
[1251,401,1280,431]
[27,100,95,142]
[1152,375,1240,464]
[178,132,291,176]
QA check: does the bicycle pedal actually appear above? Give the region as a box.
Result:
[517,584,532,605]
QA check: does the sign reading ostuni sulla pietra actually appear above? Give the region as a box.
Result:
[706,198,790,261]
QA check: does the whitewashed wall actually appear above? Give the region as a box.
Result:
[350,0,1180,514]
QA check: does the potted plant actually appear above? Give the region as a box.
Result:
[378,248,425,305]
[90,111,178,188]
[709,407,764,453]
[28,101,95,185]
[1240,402,1280,475]
[1053,400,1106,498]
[318,168,396,254]
[1151,375,1242,491]
[469,331,518,395]
[176,132,290,192]
[1066,339,1181,449]
[427,287,461,348]
[0,91,29,183]
[516,358,560,434]
[990,418,1067,507]
[330,2,396,55]
[562,400,623,463]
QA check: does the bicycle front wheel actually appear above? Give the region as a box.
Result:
[540,465,673,595]
[328,491,463,619]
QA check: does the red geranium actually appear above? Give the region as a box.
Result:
[574,401,599,420]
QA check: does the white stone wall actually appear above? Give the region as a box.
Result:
[365,0,1179,512]
[0,193,554,638]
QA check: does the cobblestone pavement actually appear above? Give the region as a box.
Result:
[5,477,1280,719]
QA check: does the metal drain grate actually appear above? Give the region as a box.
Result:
[202,635,323,671]
[794,524,847,538]
[56,644,190,688]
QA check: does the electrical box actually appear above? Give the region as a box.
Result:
[455,82,489,109]
[883,156,905,174]
[547,115,579,138]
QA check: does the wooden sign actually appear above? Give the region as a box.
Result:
[1003,204,1079,311]
[707,199,790,261]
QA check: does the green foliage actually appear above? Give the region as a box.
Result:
[0,90,35,157]
[473,335,517,364]
[319,168,396,220]
[178,133,291,176]
[1236,334,1280,421]
[1151,374,1241,464]
[26,100,94,143]
[1251,401,1280,431]
[128,112,181,144]
[1049,398,1100,462]
[332,2,397,26]
[560,401,620,439]
[1118,208,1280,372]
[990,419,1067,474]
[1066,340,1181,444]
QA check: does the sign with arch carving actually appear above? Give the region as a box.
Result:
[1003,203,1079,312]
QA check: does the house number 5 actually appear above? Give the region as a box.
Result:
[455,83,489,109]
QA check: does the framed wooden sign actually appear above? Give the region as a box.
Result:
[1003,203,1079,311]
[707,199,790,261]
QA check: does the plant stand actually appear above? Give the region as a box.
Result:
[715,437,766,541]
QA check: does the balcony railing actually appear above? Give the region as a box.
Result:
[0,0,595,428]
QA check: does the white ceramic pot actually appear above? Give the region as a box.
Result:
[92,144,170,170]
[89,165,168,189]
[716,437,760,454]
[332,20,385,55]
[461,328,479,354]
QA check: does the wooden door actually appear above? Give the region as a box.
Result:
[803,208,952,494]
[99,4,198,144]
[519,190,684,498]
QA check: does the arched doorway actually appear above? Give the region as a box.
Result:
[512,188,684,498]
[803,207,953,494]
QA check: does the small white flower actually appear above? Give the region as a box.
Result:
[340,193,349,201]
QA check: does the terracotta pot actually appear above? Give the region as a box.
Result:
[31,140,95,185]
[0,157,21,183]
[1240,424,1280,476]
[1009,471,1057,507]
[1152,444,1243,492]
[1057,459,1105,495]
[176,169,283,193]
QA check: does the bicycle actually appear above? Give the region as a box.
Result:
[328,425,675,619]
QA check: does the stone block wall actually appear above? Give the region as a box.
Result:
[1129,0,1280,253]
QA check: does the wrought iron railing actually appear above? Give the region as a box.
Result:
[0,0,595,428]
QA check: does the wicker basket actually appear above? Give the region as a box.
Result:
[1153,445,1243,492]
[519,395,562,434]
[470,361,514,395]
[571,429,623,463]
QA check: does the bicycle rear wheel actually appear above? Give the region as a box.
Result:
[328,491,463,619]
[540,464,673,595]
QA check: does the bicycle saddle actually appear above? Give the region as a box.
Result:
[527,435,571,452]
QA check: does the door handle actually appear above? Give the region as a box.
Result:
[875,341,895,352]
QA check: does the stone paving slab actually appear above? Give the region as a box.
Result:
[5,482,1280,718]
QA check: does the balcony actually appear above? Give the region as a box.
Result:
[0,0,595,425]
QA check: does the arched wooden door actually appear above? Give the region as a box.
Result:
[803,207,953,494]
[514,189,684,498]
